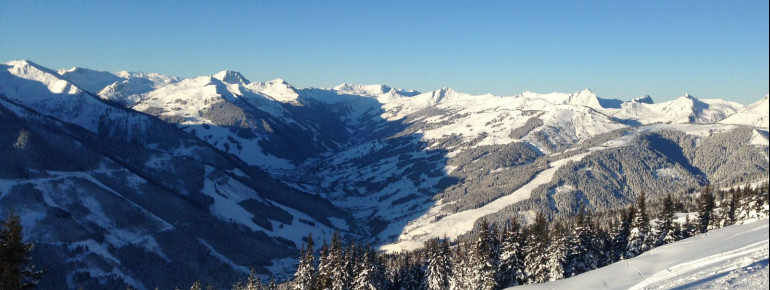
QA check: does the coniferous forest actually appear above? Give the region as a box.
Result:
[197,183,768,290]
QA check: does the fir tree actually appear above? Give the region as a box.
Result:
[449,244,469,290]
[293,234,315,290]
[423,238,451,290]
[564,207,597,277]
[353,245,386,290]
[626,192,653,259]
[0,210,42,290]
[247,268,263,290]
[611,206,634,261]
[656,193,679,246]
[498,218,526,287]
[191,281,202,290]
[696,185,715,233]
[315,242,331,290]
[469,219,499,290]
[232,279,245,290]
[524,212,550,284]
[546,223,566,282]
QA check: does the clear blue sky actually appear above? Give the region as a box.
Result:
[1,0,768,104]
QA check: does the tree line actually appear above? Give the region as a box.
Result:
[274,182,768,290]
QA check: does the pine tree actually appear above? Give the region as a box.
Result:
[0,210,42,290]
[232,279,245,290]
[564,207,597,277]
[468,219,499,290]
[449,244,469,290]
[498,218,526,287]
[423,238,451,290]
[315,242,331,290]
[353,245,386,290]
[656,193,679,246]
[247,268,263,290]
[524,212,550,284]
[546,223,566,282]
[626,191,652,259]
[267,278,277,290]
[191,281,202,290]
[696,185,715,233]
[611,206,634,261]
[293,233,316,290]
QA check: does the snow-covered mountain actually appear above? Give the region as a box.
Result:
[514,219,769,290]
[1,60,767,288]
[0,60,354,289]
[721,95,770,128]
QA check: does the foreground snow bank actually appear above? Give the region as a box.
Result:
[514,219,769,289]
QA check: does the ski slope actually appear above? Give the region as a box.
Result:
[514,219,769,290]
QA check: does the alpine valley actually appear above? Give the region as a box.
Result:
[1,60,767,289]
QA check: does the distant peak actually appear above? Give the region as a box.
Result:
[6,59,43,69]
[631,95,654,104]
[333,83,393,96]
[213,70,249,84]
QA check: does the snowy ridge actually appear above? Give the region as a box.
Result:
[514,219,769,290]
[721,95,770,128]
[608,94,744,125]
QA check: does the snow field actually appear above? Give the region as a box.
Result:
[514,219,769,290]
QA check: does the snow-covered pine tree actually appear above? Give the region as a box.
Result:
[524,212,550,284]
[611,206,633,261]
[718,188,739,227]
[232,279,245,290]
[332,242,354,290]
[0,210,42,290]
[656,193,679,246]
[191,281,202,290]
[498,218,526,287]
[564,207,597,277]
[293,233,315,290]
[626,191,652,259]
[267,278,277,290]
[696,185,715,233]
[423,238,451,290]
[546,223,566,282]
[353,245,386,290]
[247,268,263,290]
[449,244,469,290]
[469,219,499,290]
[315,242,331,290]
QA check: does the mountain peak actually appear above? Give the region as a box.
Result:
[631,95,654,104]
[333,83,393,96]
[213,70,249,84]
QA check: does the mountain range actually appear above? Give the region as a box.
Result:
[1,60,767,289]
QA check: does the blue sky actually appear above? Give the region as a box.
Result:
[1,0,767,103]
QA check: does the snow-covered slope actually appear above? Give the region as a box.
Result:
[721,95,770,128]
[2,59,768,286]
[514,219,769,290]
[57,66,123,94]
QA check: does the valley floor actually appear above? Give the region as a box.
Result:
[513,219,769,289]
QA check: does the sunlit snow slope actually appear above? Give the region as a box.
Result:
[514,219,769,290]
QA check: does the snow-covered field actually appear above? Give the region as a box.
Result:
[514,219,769,290]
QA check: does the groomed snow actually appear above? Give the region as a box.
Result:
[513,219,769,290]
